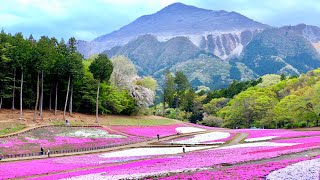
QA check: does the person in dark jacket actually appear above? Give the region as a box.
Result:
[40,147,44,155]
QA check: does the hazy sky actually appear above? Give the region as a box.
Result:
[1,0,320,41]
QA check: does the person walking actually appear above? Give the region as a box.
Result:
[182,145,186,153]
[40,147,44,156]
[47,148,51,158]
[157,134,160,141]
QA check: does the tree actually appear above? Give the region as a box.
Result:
[219,87,278,128]
[0,31,13,110]
[9,33,32,121]
[63,38,84,119]
[130,83,155,108]
[89,54,113,123]
[110,55,137,89]
[163,70,176,109]
[203,98,229,116]
[174,71,190,118]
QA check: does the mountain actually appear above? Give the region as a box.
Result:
[78,3,320,90]
[105,35,203,75]
[238,25,320,76]
[104,24,320,89]
[104,34,257,89]
[280,24,320,53]
[78,3,268,59]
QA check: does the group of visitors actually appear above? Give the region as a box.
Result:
[40,147,51,158]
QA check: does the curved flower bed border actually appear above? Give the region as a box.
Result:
[1,138,150,160]
[0,125,148,160]
[0,125,101,139]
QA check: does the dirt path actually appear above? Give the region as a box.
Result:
[224,133,248,145]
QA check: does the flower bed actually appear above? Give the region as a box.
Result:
[160,157,311,180]
[98,146,216,158]
[23,141,319,179]
[232,129,320,141]
[110,124,197,138]
[163,132,234,145]
[0,126,144,155]
[2,128,320,179]
[266,158,320,180]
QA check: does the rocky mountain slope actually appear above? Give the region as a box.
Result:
[78,3,268,59]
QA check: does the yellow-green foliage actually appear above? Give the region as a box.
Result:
[216,68,320,128]
[256,74,281,88]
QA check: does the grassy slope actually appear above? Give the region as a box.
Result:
[0,109,180,135]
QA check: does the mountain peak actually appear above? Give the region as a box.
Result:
[158,2,210,13]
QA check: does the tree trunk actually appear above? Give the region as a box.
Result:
[63,76,70,120]
[69,81,73,116]
[162,92,165,117]
[40,70,44,121]
[55,82,58,116]
[19,71,23,122]
[49,88,52,111]
[95,80,100,123]
[0,97,2,109]
[176,98,179,120]
[33,71,40,122]
[12,68,16,110]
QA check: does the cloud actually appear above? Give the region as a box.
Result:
[0,0,320,41]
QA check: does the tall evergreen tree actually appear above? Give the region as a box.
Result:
[89,54,113,123]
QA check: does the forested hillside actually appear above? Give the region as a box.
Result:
[202,72,320,128]
[154,68,320,129]
[0,31,157,121]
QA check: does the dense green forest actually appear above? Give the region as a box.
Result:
[0,30,157,121]
[156,70,320,129]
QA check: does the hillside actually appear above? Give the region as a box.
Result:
[208,68,320,128]
[239,27,320,76]
[104,35,257,89]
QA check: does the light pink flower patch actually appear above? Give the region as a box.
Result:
[110,124,188,138]
[232,129,320,139]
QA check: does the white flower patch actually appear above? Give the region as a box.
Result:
[175,127,206,134]
[266,158,320,180]
[62,168,209,180]
[0,139,8,144]
[99,146,217,158]
[25,136,38,141]
[217,142,300,150]
[58,129,126,139]
[173,132,230,144]
[245,136,278,142]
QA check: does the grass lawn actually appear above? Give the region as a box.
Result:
[0,123,25,136]
[100,117,180,126]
